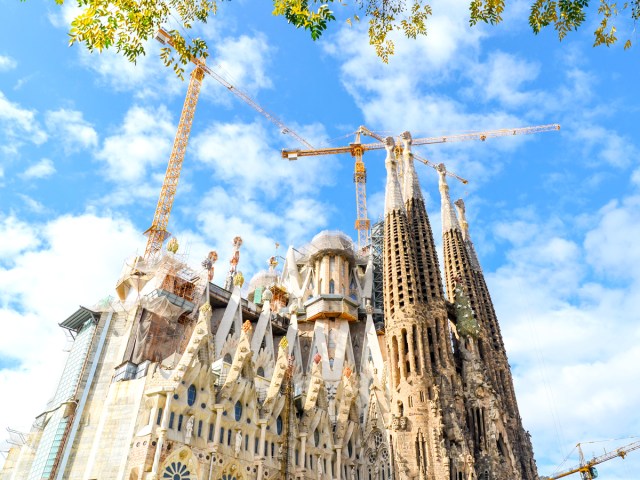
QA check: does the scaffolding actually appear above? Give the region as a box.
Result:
[370,220,385,332]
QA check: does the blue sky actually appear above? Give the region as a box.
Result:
[1,0,639,476]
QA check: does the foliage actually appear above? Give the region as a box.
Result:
[55,0,638,74]
[453,280,480,339]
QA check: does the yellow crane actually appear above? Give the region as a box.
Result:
[282,123,560,250]
[143,29,313,259]
[544,439,640,479]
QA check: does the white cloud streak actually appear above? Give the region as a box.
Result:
[0,55,16,71]
[45,109,99,153]
[22,158,56,179]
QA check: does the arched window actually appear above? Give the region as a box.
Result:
[276,415,283,435]
[314,428,320,446]
[163,462,192,480]
[223,353,232,363]
[257,366,265,377]
[329,279,335,294]
[234,401,242,421]
[187,384,197,406]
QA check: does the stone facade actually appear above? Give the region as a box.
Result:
[1,141,537,480]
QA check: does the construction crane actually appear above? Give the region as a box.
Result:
[544,439,640,479]
[282,123,560,250]
[143,29,313,259]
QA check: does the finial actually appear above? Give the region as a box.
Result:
[268,256,278,272]
[400,130,422,201]
[262,288,273,301]
[454,199,469,239]
[167,237,179,254]
[343,366,352,378]
[202,250,218,281]
[313,353,322,364]
[242,320,252,334]
[279,337,289,350]
[233,271,245,287]
[438,163,460,233]
[384,136,405,214]
[453,199,482,272]
[225,235,243,290]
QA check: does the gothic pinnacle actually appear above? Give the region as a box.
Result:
[384,136,405,214]
[400,131,422,202]
[437,163,461,234]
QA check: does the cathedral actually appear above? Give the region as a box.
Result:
[1,134,538,480]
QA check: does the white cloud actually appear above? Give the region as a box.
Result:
[181,185,332,281]
[0,90,47,154]
[465,51,542,107]
[22,158,56,179]
[570,122,638,169]
[483,195,640,477]
[18,194,47,214]
[584,195,640,280]
[0,216,39,262]
[191,119,337,197]
[200,33,273,104]
[0,55,16,71]
[48,2,83,29]
[45,109,99,152]
[0,212,142,453]
[96,105,175,183]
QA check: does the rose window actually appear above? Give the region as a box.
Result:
[163,461,191,480]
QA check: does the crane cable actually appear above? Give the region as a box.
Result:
[523,310,569,474]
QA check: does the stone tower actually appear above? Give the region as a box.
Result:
[438,164,538,480]
[381,136,539,480]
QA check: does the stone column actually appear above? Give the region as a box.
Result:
[212,404,224,449]
[335,446,342,480]
[151,393,173,478]
[256,420,268,479]
[148,398,159,429]
[416,326,427,374]
[299,433,308,472]
[407,329,417,375]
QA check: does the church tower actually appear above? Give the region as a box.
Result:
[438,164,538,480]
[382,137,453,480]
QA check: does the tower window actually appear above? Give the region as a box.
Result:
[276,415,283,435]
[187,384,197,406]
[234,401,242,421]
[329,279,335,294]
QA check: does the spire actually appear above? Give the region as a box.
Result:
[437,164,460,234]
[400,131,422,202]
[401,133,445,302]
[384,136,405,214]
[454,199,482,273]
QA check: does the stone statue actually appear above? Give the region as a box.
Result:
[185,416,195,443]
[235,430,243,456]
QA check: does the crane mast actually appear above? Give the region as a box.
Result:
[143,65,204,259]
[142,29,314,259]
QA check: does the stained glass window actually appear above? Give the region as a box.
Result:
[187,385,197,406]
[163,461,191,480]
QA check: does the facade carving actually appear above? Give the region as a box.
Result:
[2,139,537,480]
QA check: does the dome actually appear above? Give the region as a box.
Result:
[304,230,355,261]
[247,270,279,293]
